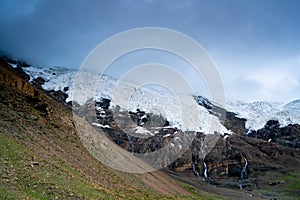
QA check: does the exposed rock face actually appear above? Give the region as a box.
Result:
[95,98,113,126]
[69,93,298,191]
[89,103,299,189]
[194,96,213,110]
[46,90,68,104]
[84,95,300,190]
[170,135,248,183]
[170,133,299,191]
[0,58,73,132]
[95,97,111,110]
[248,120,300,149]
[194,96,247,135]
[0,59,41,99]
[75,99,187,168]
[1,56,31,68]
[63,86,69,92]
[14,66,30,81]
[32,77,46,89]
[0,56,31,81]
[224,111,247,135]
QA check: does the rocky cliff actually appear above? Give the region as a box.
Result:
[86,93,300,198]
[248,119,300,149]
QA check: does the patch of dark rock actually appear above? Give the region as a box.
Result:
[1,56,30,68]
[194,95,247,135]
[26,96,40,105]
[67,101,80,107]
[34,102,48,114]
[16,60,31,68]
[268,181,280,186]
[228,165,243,177]
[2,56,17,64]
[46,90,68,103]
[95,98,111,110]
[14,66,30,81]
[194,95,213,109]
[248,120,300,149]
[266,119,280,128]
[224,111,247,135]
[32,77,46,89]
[164,120,170,126]
[63,86,69,92]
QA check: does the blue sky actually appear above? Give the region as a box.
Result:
[0,0,300,102]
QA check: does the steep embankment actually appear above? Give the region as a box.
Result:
[0,59,225,199]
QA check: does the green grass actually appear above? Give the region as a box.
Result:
[0,135,111,199]
[0,186,18,199]
[0,134,201,200]
[259,170,300,199]
[182,184,227,200]
[278,171,300,196]
[0,136,27,199]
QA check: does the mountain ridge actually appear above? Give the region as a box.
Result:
[1,57,300,199]
[11,59,300,133]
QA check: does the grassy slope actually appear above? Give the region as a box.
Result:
[0,63,225,199]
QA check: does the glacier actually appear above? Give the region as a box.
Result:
[20,64,300,133]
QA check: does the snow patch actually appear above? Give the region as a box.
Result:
[92,123,111,129]
[134,126,154,136]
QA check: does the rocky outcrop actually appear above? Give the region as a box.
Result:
[32,77,46,89]
[0,58,72,131]
[194,96,247,135]
[248,120,300,149]
[224,111,247,135]
[85,96,300,190]
[46,90,68,104]
[0,56,31,80]
[14,66,30,81]
[0,59,41,99]
[1,55,31,67]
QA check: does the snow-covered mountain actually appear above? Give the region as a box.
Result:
[227,100,300,131]
[19,64,300,133]
[20,65,228,134]
[283,99,300,112]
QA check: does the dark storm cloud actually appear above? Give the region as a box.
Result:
[0,0,300,102]
[0,0,120,67]
[0,0,195,67]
